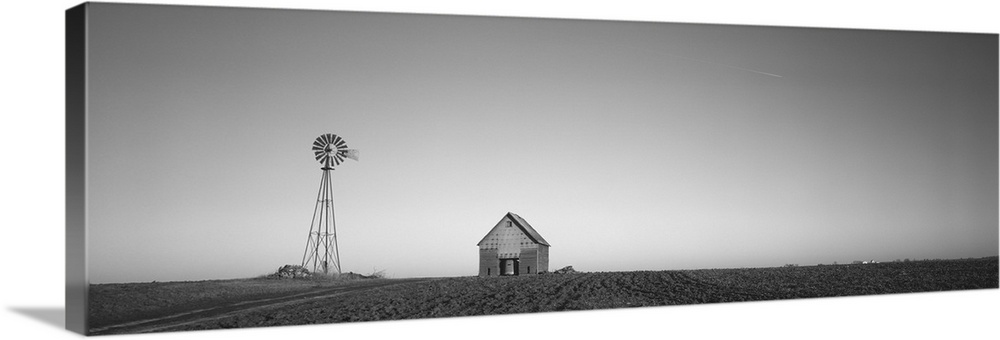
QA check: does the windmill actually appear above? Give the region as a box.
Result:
[301,133,359,275]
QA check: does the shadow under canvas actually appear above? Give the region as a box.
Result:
[9,307,65,330]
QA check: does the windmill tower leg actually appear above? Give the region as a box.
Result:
[302,168,341,275]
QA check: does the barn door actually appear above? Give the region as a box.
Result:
[500,259,519,276]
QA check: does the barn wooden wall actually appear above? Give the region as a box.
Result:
[479,248,499,276]
[537,245,549,273]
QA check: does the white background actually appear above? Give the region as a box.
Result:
[1,1,997,339]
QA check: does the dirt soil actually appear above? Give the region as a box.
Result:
[88,257,997,335]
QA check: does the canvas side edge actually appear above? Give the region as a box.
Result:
[65,2,89,335]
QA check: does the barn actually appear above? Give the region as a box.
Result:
[477,212,550,276]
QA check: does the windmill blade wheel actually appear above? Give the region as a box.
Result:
[313,133,357,169]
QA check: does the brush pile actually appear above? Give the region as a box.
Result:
[553,266,578,274]
[272,265,312,279]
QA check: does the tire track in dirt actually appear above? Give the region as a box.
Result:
[89,278,438,335]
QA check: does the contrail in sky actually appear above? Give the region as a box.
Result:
[665,53,783,78]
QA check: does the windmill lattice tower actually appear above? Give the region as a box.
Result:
[301,133,359,275]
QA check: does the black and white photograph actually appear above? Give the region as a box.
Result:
[3,1,999,340]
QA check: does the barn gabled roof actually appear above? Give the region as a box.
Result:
[477,212,551,247]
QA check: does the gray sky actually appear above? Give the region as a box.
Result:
[85,3,997,283]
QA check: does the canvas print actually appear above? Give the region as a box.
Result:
[66,2,998,336]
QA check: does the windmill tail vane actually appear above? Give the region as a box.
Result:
[342,149,360,161]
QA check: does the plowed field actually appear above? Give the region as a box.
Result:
[89,257,997,334]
